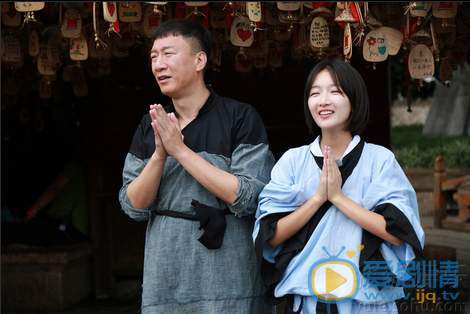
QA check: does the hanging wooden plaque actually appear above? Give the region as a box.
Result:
[408,44,434,79]
[39,76,52,100]
[456,16,470,35]
[273,25,292,41]
[38,48,56,75]
[277,2,300,11]
[74,81,88,97]
[310,17,330,49]
[336,2,346,10]
[439,57,453,81]
[279,9,300,23]
[269,43,283,68]
[247,2,261,22]
[63,2,84,9]
[103,2,118,23]
[450,40,467,66]
[247,35,269,57]
[409,2,431,17]
[88,30,112,59]
[61,9,82,39]
[11,52,24,68]
[310,6,334,18]
[432,2,457,19]
[69,33,88,61]
[234,56,253,73]
[210,2,228,29]
[119,2,142,23]
[436,18,456,34]
[230,16,254,47]
[185,2,208,6]
[116,27,136,47]
[17,2,44,13]
[265,2,281,25]
[2,7,21,27]
[1,34,21,63]
[62,64,75,82]
[97,59,112,76]
[343,22,352,57]
[1,2,10,12]
[385,2,400,15]
[14,2,45,12]
[47,36,61,64]
[113,43,129,58]
[254,55,268,69]
[143,5,161,39]
[363,28,388,62]
[381,26,404,56]
[29,29,40,57]
[211,43,222,67]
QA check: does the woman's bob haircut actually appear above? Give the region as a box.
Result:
[304,59,370,137]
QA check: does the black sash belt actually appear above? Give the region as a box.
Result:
[155,200,232,250]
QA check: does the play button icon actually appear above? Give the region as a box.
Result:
[309,260,359,303]
[326,267,347,293]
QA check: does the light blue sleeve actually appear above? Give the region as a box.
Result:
[253,146,319,257]
[361,146,425,270]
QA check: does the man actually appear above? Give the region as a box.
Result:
[119,18,275,314]
[2,154,88,247]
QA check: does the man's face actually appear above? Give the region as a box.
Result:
[150,35,199,98]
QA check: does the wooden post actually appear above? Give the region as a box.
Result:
[455,187,470,222]
[433,155,447,228]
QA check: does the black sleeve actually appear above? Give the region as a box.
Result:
[128,114,156,160]
[254,213,290,306]
[359,202,425,273]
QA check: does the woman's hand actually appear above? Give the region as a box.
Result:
[325,146,343,203]
[313,153,328,204]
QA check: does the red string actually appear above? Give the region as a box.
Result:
[114,17,120,32]
[203,5,209,29]
[191,8,196,21]
[292,23,299,45]
[401,16,419,39]
[404,55,409,81]
[226,7,232,29]
[349,3,360,23]
[175,2,184,19]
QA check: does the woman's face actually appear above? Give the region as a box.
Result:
[308,69,352,134]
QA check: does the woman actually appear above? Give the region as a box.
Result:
[253,60,425,314]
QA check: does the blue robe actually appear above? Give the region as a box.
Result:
[253,135,425,313]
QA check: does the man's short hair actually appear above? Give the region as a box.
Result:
[152,18,212,62]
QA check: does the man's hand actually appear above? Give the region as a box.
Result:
[151,104,187,160]
[149,104,169,161]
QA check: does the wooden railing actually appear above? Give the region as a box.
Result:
[433,155,470,232]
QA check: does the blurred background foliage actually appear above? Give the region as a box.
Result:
[392,124,470,168]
